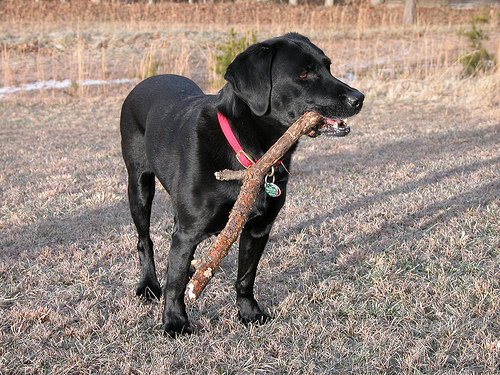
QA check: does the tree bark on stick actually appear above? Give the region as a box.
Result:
[186,111,323,302]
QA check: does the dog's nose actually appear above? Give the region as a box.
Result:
[347,92,364,109]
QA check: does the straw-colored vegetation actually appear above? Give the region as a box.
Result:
[1,1,499,373]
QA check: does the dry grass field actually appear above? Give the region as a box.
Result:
[1,1,500,374]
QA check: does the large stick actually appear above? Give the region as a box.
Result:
[186,111,323,302]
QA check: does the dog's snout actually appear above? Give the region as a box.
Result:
[347,91,364,109]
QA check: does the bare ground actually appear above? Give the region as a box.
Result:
[1,87,499,373]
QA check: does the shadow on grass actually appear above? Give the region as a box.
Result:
[3,120,498,264]
[274,121,500,255]
[2,199,130,258]
[277,155,500,240]
[2,112,498,307]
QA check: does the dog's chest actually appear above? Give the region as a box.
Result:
[247,179,287,222]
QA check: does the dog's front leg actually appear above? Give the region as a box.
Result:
[162,229,199,337]
[235,228,272,325]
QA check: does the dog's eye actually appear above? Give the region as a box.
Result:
[299,73,308,79]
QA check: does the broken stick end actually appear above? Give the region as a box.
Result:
[215,169,247,181]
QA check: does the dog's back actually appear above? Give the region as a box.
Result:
[121,74,208,134]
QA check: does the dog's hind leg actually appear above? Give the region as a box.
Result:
[121,116,162,301]
[128,170,162,300]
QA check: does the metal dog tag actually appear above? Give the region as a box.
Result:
[264,175,281,198]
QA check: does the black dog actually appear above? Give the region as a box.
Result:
[120,33,363,337]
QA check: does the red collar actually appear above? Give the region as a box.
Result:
[217,112,282,169]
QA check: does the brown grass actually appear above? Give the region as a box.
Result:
[1,1,500,374]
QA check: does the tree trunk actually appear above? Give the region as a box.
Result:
[404,0,417,25]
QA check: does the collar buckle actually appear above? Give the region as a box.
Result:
[236,150,256,168]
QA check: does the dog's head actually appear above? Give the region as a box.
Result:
[224,33,364,137]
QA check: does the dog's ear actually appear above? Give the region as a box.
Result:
[224,44,273,117]
[283,33,311,44]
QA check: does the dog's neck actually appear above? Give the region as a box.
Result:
[217,112,284,169]
[216,85,289,161]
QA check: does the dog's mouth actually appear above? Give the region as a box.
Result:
[308,118,350,138]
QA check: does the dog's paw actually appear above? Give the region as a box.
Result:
[238,310,272,326]
[163,321,193,338]
[135,280,162,301]
[237,298,272,326]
